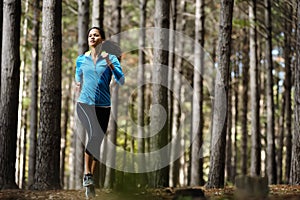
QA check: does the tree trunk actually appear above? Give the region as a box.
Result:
[291,0,300,185]
[206,0,233,189]
[104,0,122,188]
[169,0,186,187]
[249,0,261,177]
[78,0,89,54]
[277,91,285,184]
[168,0,176,145]
[28,0,40,188]
[16,108,28,189]
[92,0,104,28]
[71,0,89,190]
[264,0,277,184]
[136,0,148,186]
[241,30,249,176]
[33,0,62,190]
[16,0,29,189]
[190,0,205,187]
[150,0,170,188]
[0,0,21,190]
[0,0,3,91]
[283,2,293,184]
[232,56,239,183]
[60,77,72,187]
[226,74,232,183]
[68,125,75,189]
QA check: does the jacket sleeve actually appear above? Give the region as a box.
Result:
[110,55,125,85]
[75,55,85,83]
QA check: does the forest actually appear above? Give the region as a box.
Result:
[0,0,300,199]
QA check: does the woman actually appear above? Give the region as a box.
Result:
[75,27,124,193]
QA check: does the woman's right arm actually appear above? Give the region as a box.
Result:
[75,55,84,94]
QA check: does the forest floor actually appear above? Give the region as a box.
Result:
[0,185,300,200]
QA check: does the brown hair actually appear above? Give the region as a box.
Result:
[87,27,106,40]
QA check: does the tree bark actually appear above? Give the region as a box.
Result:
[249,0,261,177]
[78,0,89,54]
[264,0,277,184]
[70,0,89,190]
[206,0,234,189]
[16,0,29,189]
[190,0,205,187]
[60,77,72,187]
[136,0,148,186]
[170,0,186,187]
[28,0,40,189]
[277,91,285,184]
[232,55,239,183]
[150,0,170,188]
[0,0,3,91]
[92,0,104,28]
[291,0,300,185]
[104,0,122,189]
[0,0,21,190]
[283,2,293,184]
[241,30,249,176]
[33,0,62,190]
[226,74,232,183]
[168,0,176,142]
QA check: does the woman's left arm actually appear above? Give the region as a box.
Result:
[105,55,125,85]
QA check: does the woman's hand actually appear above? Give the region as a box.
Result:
[75,82,81,95]
[101,51,114,70]
[101,51,108,58]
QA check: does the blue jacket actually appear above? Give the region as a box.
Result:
[75,52,124,106]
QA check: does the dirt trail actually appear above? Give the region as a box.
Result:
[1,185,300,200]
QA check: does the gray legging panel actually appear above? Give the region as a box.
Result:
[76,102,110,160]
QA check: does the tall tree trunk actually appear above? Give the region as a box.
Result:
[170,0,186,187]
[249,0,261,177]
[78,0,89,54]
[33,0,62,190]
[226,74,232,183]
[150,0,170,188]
[232,56,239,183]
[264,0,277,184]
[225,71,233,185]
[206,0,234,189]
[92,0,104,28]
[60,75,72,187]
[190,0,205,187]
[72,0,89,190]
[291,0,300,185]
[277,91,285,184]
[241,29,249,176]
[16,0,29,189]
[137,0,148,186]
[28,0,40,188]
[168,0,176,145]
[179,86,188,186]
[284,2,293,184]
[0,0,21,190]
[0,0,3,91]
[104,0,122,189]
[74,123,86,189]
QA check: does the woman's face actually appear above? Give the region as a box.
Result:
[88,29,103,48]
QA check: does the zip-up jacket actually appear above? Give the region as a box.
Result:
[75,52,125,106]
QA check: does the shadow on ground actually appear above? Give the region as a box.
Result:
[0,185,300,200]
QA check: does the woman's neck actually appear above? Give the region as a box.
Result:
[91,45,101,56]
[90,45,102,63]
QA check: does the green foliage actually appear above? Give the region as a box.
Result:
[232,18,250,29]
[22,97,31,110]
